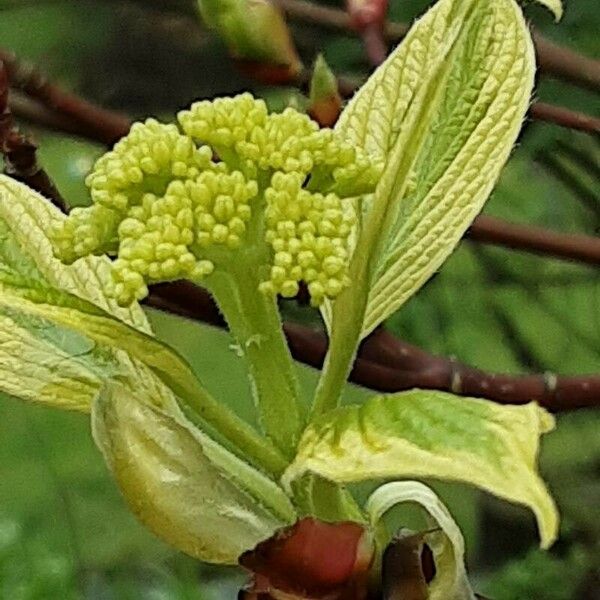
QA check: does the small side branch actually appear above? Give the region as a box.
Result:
[0,61,67,212]
[0,49,130,145]
[531,102,600,134]
[468,215,600,266]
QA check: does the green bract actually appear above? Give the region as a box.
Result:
[0,0,564,594]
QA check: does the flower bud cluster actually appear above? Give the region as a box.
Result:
[53,94,381,306]
[190,170,257,251]
[260,172,356,305]
[79,168,257,306]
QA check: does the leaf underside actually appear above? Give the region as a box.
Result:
[92,382,295,564]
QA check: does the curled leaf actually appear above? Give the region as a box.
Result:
[532,0,563,21]
[285,390,559,548]
[92,382,296,564]
[368,481,475,600]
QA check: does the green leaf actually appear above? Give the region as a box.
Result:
[285,390,558,548]
[288,473,365,523]
[92,381,296,564]
[367,481,475,600]
[334,0,536,338]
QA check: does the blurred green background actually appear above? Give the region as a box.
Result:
[0,0,598,598]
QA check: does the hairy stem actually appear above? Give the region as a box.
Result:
[208,264,304,458]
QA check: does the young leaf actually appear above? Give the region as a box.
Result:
[0,174,150,333]
[532,0,563,21]
[0,308,104,411]
[285,390,558,548]
[196,0,302,80]
[368,481,475,600]
[289,473,365,523]
[334,0,536,338]
[0,303,184,413]
[92,382,296,564]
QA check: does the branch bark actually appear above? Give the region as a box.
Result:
[530,102,600,134]
[468,215,600,266]
[0,49,130,145]
[0,61,67,211]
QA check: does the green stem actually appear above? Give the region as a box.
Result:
[208,264,304,458]
[169,375,289,478]
[310,254,370,419]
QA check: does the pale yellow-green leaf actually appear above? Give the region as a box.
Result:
[92,382,296,564]
[0,302,183,413]
[532,0,563,21]
[367,481,475,600]
[331,0,535,338]
[285,390,558,548]
[0,174,150,333]
[0,308,102,411]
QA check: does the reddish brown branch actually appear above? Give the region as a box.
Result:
[0,61,67,211]
[276,0,600,93]
[468,215,600,266]
[345,0,389,67]
[531,31,600,94]
[359,23,388,67]
[530,101,600,134]
[143,283,600,412]
[0,49,130,146]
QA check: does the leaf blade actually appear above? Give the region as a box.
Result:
[285,390,558,548]
[0,174,150,333]
[332,0,536,338]
[363,0,535,335]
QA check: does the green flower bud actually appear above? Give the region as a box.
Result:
[86,119,215,211]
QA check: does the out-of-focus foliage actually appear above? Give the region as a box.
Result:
[0,0,598,597]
